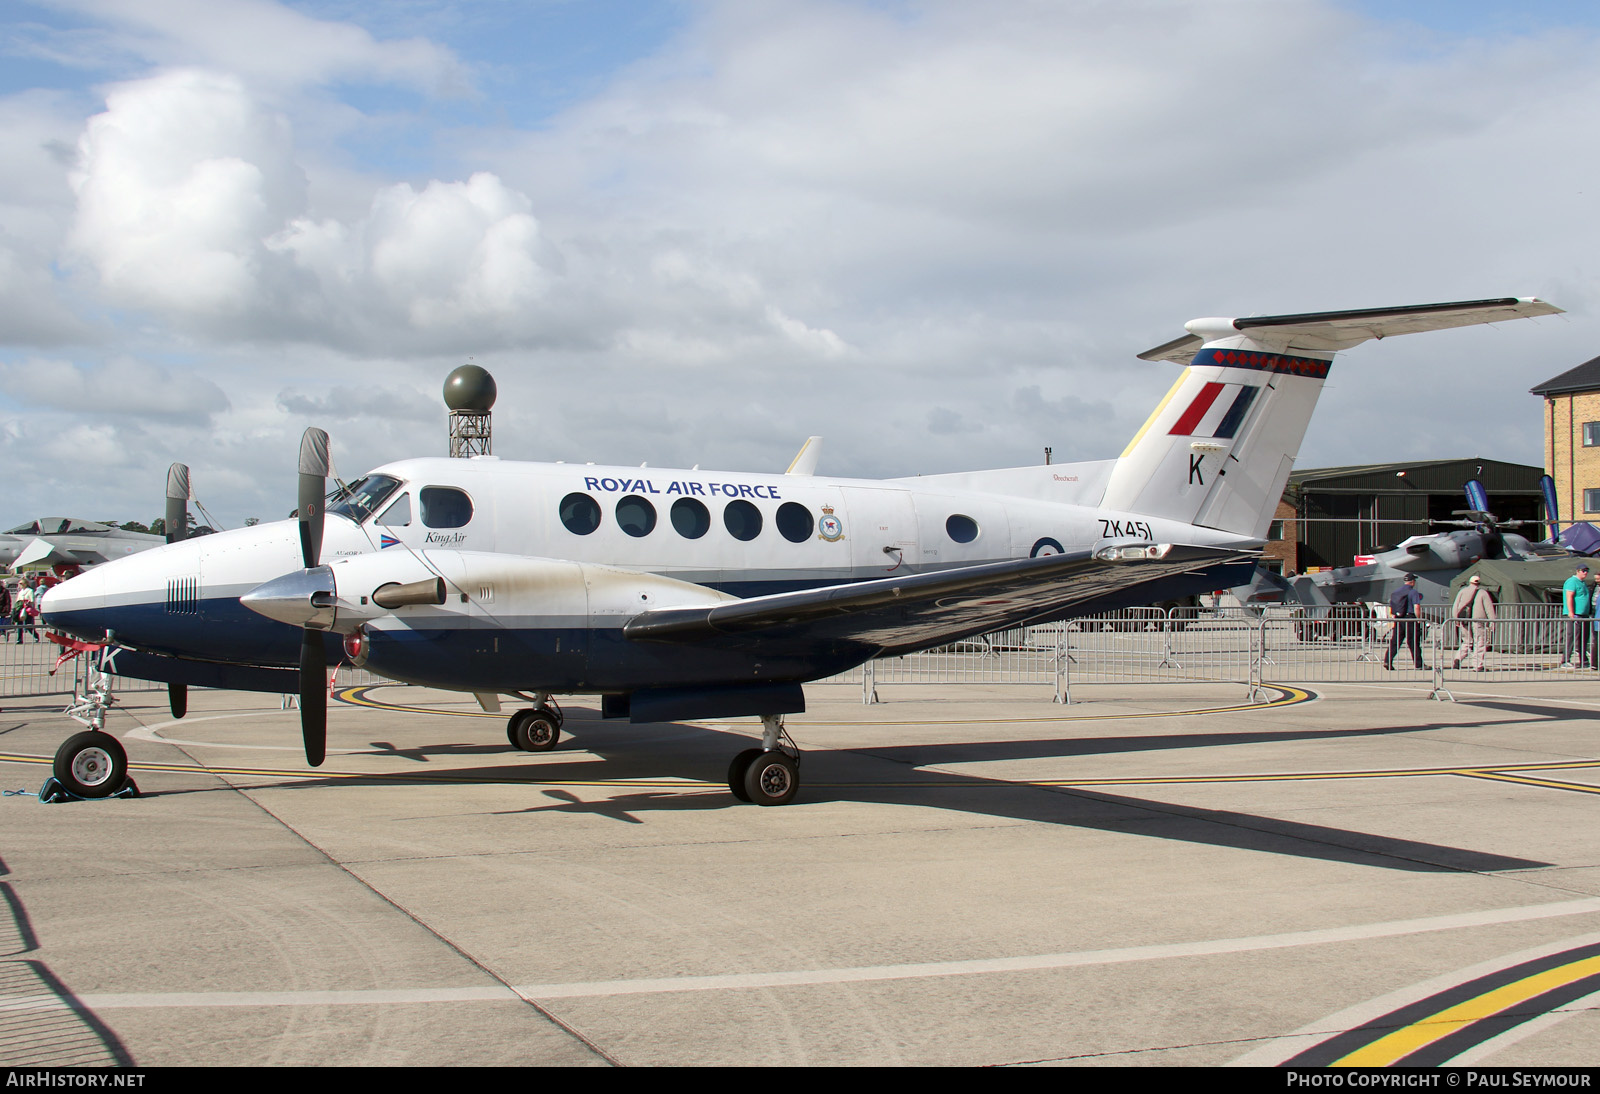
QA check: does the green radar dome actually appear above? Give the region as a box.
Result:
[443,365,497,412]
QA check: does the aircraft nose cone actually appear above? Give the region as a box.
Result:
[39,567,109,641]
[241,566,337,630]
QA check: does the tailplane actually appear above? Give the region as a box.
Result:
[1099,297,1560,538]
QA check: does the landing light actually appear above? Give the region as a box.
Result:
[1095,543,1173,562]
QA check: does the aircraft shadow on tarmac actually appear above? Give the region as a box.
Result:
[0,854,132,1067]
[206,710,1549,875]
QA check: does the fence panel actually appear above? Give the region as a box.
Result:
[0,637,163,699]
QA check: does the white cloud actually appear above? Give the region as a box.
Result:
[40,0,467,94]
[0,356,230,422]
[67,69,302,319]
[4,0,1600,529]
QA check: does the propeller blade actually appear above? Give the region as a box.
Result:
[1541,474,1561,538]
[165,463,190,544]
[298,428,331,569]
[300,630,326,767]
[1463,478,1490,517]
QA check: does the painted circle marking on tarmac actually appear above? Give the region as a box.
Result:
[1232,930,1600,1067]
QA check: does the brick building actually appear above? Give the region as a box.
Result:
[1531,355,1600,522]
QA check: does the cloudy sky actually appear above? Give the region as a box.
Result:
[1,0,1596,529]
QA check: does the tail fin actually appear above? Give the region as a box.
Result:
[1099,297,1561,538]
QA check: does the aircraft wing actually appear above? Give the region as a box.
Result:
[623,544,1252,658]
[1138,297,1562,363]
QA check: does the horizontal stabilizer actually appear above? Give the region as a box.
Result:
[1138,297,1562,363]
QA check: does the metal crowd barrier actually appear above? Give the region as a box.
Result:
[4,604,1594,705]
[0,634,164,700]
[832,603,1600,703]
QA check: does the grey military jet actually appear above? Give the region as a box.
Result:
[1,464,194,572]
[1236,478,1580,637]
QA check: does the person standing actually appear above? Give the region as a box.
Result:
[11,574,39,643]
[1451,575,1498,672]
[1563,564,1593,669]
[1386,573,1426,670]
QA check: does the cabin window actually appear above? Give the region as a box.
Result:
[616,495,657,538]
[560,493,601,535]
[376,494,411,528]
[420,487,473,528]
[1585,422,1600,447]
[776,503,813,543]
[671,498,710,539]
[946,514,980,543]
[724,499,763,541]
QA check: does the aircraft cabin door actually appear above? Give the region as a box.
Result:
[843,486,921,578]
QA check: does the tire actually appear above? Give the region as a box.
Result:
[727,748,762,802]
[742,750,798,807]
[511,711,561,752]
[505,711,523,748]
[53,731,127,799]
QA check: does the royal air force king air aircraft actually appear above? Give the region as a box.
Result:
[41,298,1560,804]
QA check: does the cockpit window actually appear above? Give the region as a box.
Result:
[376,493,411,528]
[328,475,401,523]
[420,487,473,529]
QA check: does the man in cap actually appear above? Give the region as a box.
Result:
[1562,564,1594,669]
[1451,574,1498,672]
[1385,573,1426,670]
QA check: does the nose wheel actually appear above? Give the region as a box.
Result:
[53,731,129,799]
[727,714,801,806]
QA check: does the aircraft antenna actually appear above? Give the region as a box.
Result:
[444,364,496,457]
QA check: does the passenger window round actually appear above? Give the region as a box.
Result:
[559,492,601,535]
[420,487,473,529]
[776,502,813,543]
[616,495,657,538]
[946,514,979,543]
[724,499,762,542]
[671,498,710,539]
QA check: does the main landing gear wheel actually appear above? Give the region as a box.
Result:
[509,709,561,752]
[727,748,763,802]
[742,750,799,807]
[53,731,128,799]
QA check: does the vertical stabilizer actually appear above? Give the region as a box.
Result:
[1099,298,1561,539]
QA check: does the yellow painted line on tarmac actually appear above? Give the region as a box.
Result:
[1453,770,1600,795]
[6,747,1600,795]
[333,683,1317,726]
[8,684,1600,796]
[1333,953,1600,1067]
[0,750,720,789]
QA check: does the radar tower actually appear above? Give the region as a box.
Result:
[444,364,496,457]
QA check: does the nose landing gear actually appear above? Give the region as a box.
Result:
[50,646,138,799]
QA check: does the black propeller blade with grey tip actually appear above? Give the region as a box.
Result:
[296,427,332,766]
[298,428,330,570]
[300,630,326,767]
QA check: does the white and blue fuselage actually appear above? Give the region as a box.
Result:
[43,455,1254,692]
